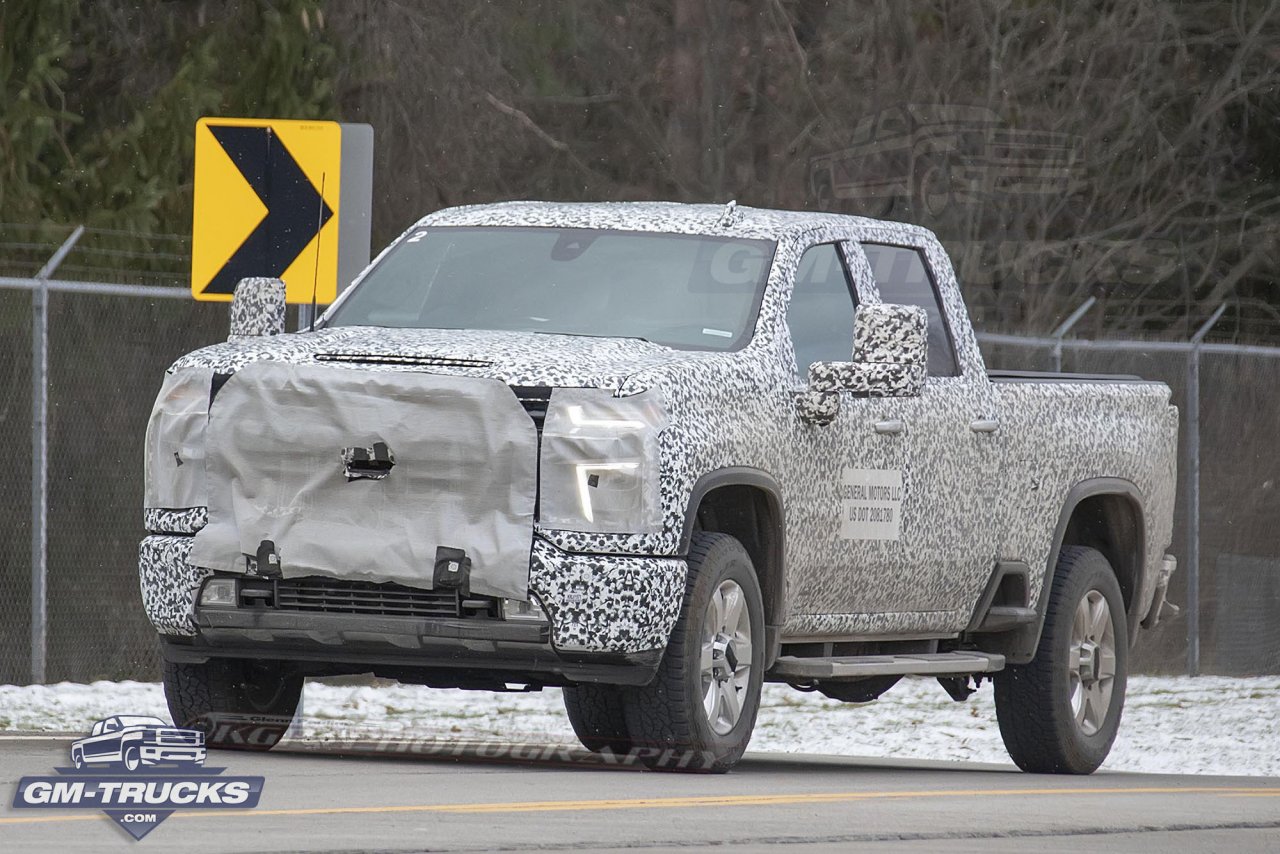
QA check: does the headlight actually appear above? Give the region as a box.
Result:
[538,388,667,534]
[144,367,213,510]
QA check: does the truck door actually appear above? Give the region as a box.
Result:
[853,240,1002,629]
[782,242,910,630]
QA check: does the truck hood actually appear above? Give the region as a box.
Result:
[170,326,716,392]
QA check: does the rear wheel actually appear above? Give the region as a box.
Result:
[994,546,1127,773]
[163,657,302,751]
[563,684,633,754]
[620,532,765,773]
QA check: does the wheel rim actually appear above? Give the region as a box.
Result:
[1069,589,1117,736]
[700,579,753,736]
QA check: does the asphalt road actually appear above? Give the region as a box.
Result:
[2,736,1278,852]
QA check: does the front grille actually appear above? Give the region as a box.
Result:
[511,386,551,433]
[274,577,462,618]
[157,729,202,745]
[315,352,495,368]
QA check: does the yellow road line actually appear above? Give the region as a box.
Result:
[0,813,105,825]
[1,785,1277,826]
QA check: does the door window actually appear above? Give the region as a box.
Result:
[861,243,960,376]
[786,243,858,377]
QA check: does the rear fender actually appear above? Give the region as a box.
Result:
[995,478,1146,665]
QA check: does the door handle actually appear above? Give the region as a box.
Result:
[969,419,1000,433]
[874,419,904,435]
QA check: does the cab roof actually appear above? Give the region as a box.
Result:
[416,200,932,244]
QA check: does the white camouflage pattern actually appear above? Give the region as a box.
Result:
[529,539,686,653]
[138,534,210,637]
[144,507,208,535]
[140,202,1177,654]
[853,302,929,364]
[227,277,286,340]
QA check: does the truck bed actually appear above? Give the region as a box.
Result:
[988,369,1149,383]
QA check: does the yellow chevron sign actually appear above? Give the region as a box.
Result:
[191,117,372,304]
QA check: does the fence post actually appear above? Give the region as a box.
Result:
[1185,348,1200,676]
[1185,302,1227,677]
[1050,296,1097,372]
[30,226,85,685]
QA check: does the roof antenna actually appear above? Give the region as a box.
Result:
[309,172,326,332]
[717,199,739,227]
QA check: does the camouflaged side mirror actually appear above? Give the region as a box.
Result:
[228,277,287,341]
[798,303,928,425]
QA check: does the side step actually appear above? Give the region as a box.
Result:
[769,651,1005,681]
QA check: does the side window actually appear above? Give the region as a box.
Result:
[861,243,960,376]
[786,243,857,378]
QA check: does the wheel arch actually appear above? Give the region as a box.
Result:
[1006,478,1146,664]
[1058,484,1145,627]
[680,468,785,664]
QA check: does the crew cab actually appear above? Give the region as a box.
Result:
[70,715,206,771]
[141,202,1178,774]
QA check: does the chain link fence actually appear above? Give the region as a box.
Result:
[979,336,1280,676]
[1,225,229,685]
[2,226,1278,684]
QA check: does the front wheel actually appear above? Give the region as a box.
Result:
[122,745,142,772]
[994,546,1128,774]
[163,657,302,752]
[619,532,765,773]
[563,684,633,754]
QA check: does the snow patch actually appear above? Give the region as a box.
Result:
[1,676,1276,777]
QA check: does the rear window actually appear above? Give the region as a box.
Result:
[860,243,960,376]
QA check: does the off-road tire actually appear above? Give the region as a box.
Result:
[163,657,302,751]
[563,684,633,754]
[994,546,1128,774]
[620,532,765,774]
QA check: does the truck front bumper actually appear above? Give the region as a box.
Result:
[141,533,685,683]
[140,744,207,764]
[162,608,661,686]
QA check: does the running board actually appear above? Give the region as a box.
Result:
[768,651,1005,680]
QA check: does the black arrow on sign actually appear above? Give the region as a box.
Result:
[204,125,333,295]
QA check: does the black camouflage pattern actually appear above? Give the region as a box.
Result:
[139,202,1178,651]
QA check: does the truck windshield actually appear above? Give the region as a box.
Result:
[326,227,776,351]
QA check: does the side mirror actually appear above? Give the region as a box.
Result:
[228,277,287,341]
[797,303,928,425]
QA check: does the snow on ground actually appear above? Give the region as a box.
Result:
[2,676,1277,777]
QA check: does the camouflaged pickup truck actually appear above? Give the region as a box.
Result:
[142,202,1178,773]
